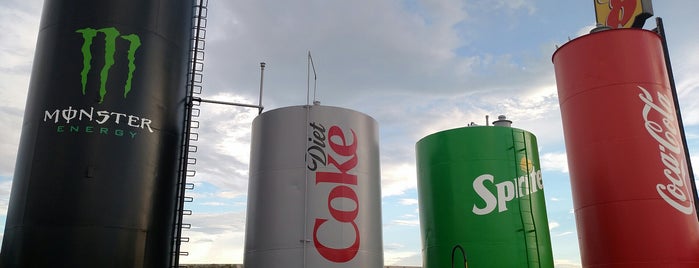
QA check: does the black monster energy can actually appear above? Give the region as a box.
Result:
[0,0,193,267]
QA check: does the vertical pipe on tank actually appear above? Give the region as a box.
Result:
[258,62,266,115]
[0,1,193,267]
[416,125,553,268]
[552,28,699,267]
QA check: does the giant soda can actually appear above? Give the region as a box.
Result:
[245,104,384,267]
[553,28,699,267]
[416,126,553,268]
[1,1,193,267]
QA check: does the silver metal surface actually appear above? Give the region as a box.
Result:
[245,105,383,267]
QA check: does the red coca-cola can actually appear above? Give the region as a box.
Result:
[553,28,699,267]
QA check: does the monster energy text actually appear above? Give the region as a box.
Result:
[44,106,154,139]
[76,27,141,103]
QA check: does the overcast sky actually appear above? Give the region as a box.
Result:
[1,1,698,267]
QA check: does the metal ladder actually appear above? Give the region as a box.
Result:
[171,0,208,267]
[511,129,541,268]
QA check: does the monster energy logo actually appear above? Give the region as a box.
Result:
[76,27,141,103]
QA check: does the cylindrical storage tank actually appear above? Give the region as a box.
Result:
[1,1,193,267]
[245,105,383,267]
[553,29,699,267]
[416,126,553,268]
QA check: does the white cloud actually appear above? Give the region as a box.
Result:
[549,221,560,230]
[414,104,491,139]
[384,242,405,251]
[555,231,574,237]
[540,152,569,173]
[675,74,699,126]
[0,180,12,218]
[0,1,41,74]
[554,259,582,268]
[201,202,227,207]
[181,230,245,264]
[216,191,244,199]
[497,93,559,121]
[381,163,418,197]
[399,198,419,206]
[201,0,475,106]
[180,211,246,264]
[187,96,259,198]
[392,219,420,227]
[384,250,423,267]
[0,113,22,176]
[496,0,537,14]
[0,0,42,177]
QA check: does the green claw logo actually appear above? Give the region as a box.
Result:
[76,27,141,103]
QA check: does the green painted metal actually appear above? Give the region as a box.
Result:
[416,126,553,268]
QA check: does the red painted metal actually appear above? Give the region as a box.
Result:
[553,29,699,267]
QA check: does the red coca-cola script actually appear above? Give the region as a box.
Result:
[553,29,699,267]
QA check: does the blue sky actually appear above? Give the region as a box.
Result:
[1,1,698,267]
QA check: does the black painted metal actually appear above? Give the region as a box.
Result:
[0,0,193,267]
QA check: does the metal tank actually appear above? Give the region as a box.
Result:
[245,104,384,267]
[1,0,193,267]
[416,121,554,268]
[552,28,699,267]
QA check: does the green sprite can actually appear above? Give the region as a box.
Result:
[416,123,553,268]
